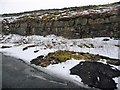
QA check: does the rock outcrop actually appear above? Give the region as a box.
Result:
[70,61,120,90]
[1,2,120,39]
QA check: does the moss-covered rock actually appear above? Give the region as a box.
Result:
[30,50,120,67]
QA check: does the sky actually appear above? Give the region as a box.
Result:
[0,0,120,14]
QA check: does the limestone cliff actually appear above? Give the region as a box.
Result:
[1,2,120,39]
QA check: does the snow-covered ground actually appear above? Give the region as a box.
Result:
[0,34,120,89]
[0,34,119,59]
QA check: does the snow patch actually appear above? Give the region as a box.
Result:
[0,34,120,89]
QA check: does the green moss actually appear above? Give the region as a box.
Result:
[31,50,120,67]
[44,50,96,62]
[48,50,72,62]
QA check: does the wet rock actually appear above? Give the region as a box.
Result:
[70,61,120,90]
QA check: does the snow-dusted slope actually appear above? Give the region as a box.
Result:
[0,34,120,89]
[0,34,119,59]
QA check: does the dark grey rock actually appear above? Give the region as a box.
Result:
[70,61,120,90]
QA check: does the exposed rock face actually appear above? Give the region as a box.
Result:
[1,2,120,39]
[70,61,120,90]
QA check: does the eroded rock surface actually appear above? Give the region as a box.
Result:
[1,2,120,39]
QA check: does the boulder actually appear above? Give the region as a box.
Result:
[70,61,120,90]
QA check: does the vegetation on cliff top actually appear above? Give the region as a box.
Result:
[2,1,120,17]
